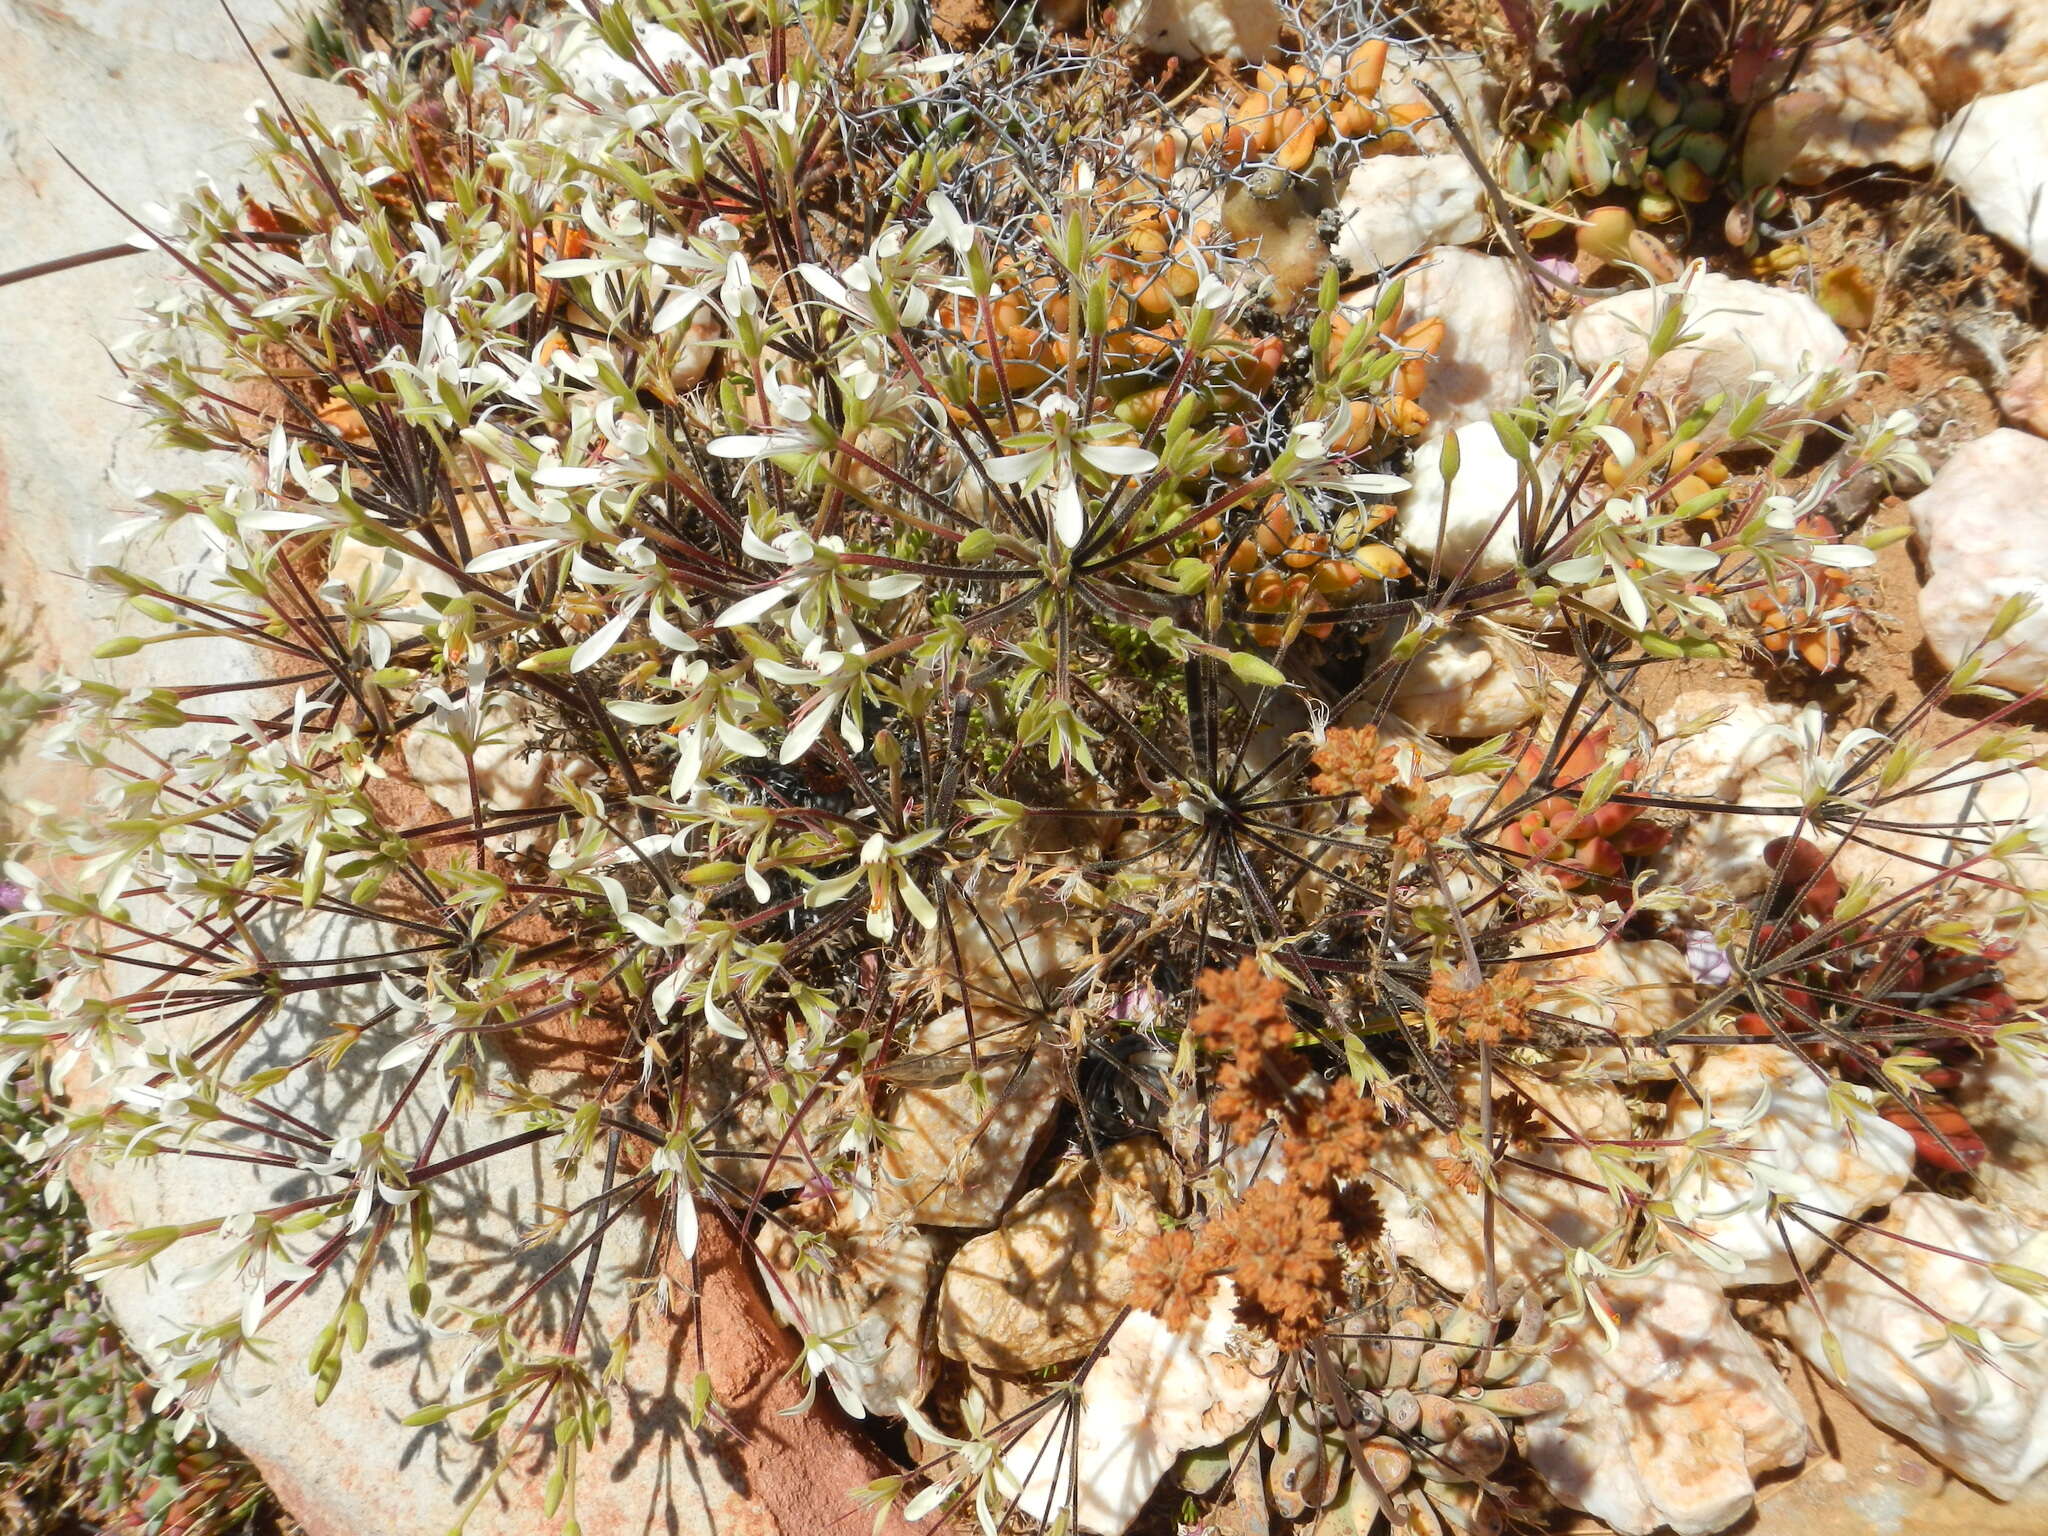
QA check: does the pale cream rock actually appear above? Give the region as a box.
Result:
[1389,626,1541,739]
[670,305,722,394]
[2003,335,2048,438]
[1377,1072,1632,1294]
[1527,1258,1808,1535]
[1785,1192,2048,1499]
[933,881,1092,1011]
[937,1138,1177,1372]
[1379,43,1505,157]
[1649,692,1805,901]
[401,697,597,833]
[1365,248,1544,437]
[46,0,300,61]
[757,1201,939,1419]
[1934,84,2048,274]
[1332,155,1486,275]
[1908,428,2048,689]
[1955,1045,2048,1227]
[877,1008,1063,1228]
[1746,34,1936,185]
[1565,273,1853,416]
[1661,1044,1915,1286]
[1111,0,1280,62]
[687,1035,851,1195]
[1898,0,2048,113]
[1514,916,1699,1085]
[0,8,357,744]
[1394,419,1551,580]
[1000,1282,1276,1536]
[1829,750,2048,1002]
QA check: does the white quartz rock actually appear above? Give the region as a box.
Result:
[1378,43,1505,157]
[757,1202,939,1419]
[1934,85,2048,274]
[1352,248,1546,438]
[933,881,1091,1010]
[1332,154,1486,275]
[1898,0,2048,113]
[1514,916,1698,1082]
[1662,1044,1915,1286]
[1956,1046,2048,1227]
[1527,1257,1808,1535]
[1112,0,1280,62]
[1907,427,2048,689]
[1649,691,1805,900]
[1388,626,1541,738]
[936,1138,1177,1372]
[1830,750,2048,1003]
[999,1283,1276,1535]
[1378,1072,1630,1294]
[2002,334,2048,438]
[1746,34,1936,185]
[1785,1192,2048,1500]
[1395,420,1551,580]
[1565,273,1853,416]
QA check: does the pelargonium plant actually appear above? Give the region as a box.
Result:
[5,3,2048,1535]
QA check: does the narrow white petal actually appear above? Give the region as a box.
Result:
[1080,442,1159,477]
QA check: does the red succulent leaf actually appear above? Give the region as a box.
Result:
[1881,1098,1988,1173]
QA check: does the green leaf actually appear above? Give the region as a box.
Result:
[1449,735,1511,774]
[1226,651,1288,689]
[1821,1326,1848,1384]
[689,1370,714,1431]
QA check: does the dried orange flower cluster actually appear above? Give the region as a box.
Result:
[1497,726,1668,887]
[1425,965,1536,1047]
[1308,724,1403,803]
[1130,961,1381,1349]
[1310,727,1467,860]
[1389,789,1465,861]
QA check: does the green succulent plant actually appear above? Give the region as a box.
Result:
[1503,58,1798,267]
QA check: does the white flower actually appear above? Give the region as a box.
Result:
[1760,704,1889,806]
[707,374,831,462]
[982,394,1159,548]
